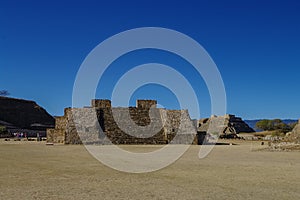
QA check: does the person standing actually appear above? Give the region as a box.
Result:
[37,132,40,141]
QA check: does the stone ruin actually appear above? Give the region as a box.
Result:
[267,119,300,151]
[285,119,300,143]
[198,114,255,139]
[47,99,254,145]
[47,100,198,145]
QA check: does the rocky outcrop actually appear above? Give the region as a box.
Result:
[0,96,54,131]
[198,114,254,138]
[285,119,300,143]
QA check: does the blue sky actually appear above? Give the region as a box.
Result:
[1,0,300,119]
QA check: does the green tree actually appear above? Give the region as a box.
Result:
[255,119,293,133]
[256,119,273,131]
[276,122,292,133]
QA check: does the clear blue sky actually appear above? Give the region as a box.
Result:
[1,0,300,119]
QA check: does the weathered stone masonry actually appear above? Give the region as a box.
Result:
[47,100,198,144]
[47,99,254,144]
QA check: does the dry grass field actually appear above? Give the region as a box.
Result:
[0,139,299,200]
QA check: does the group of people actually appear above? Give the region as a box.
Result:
[12,132,42,141]
[13,132,27,138]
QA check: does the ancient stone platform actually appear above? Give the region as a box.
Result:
[47,100,197,145]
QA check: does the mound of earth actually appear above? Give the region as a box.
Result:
[0,96,54,131]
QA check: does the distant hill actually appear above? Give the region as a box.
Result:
[0,96,54,131]
[245,119,298,132]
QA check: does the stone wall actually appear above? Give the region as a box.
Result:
[46,108,69,143]
[91,99,111,108]
[46,129,65,143]
[47,100,198,145]
[136,100,157,109]
[161,110,197,144]
[99,107,166,144]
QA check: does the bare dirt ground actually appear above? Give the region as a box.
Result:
[0,139,299,200]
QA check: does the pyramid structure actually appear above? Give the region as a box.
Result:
[198,114,254,138]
